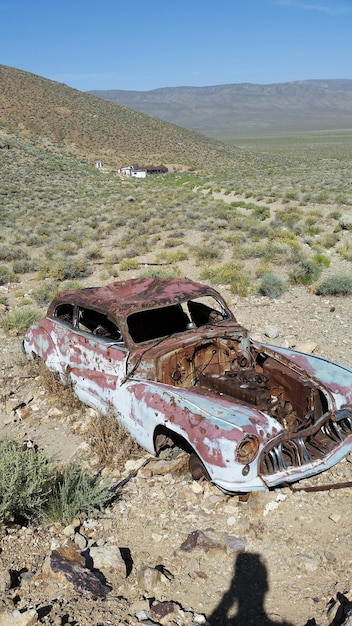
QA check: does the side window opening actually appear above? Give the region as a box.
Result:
[187,296,228,327]
[77,307,123,342]
[187,300,224,327]
[54,303,74,326]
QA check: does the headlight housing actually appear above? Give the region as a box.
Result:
[236,435,260,464]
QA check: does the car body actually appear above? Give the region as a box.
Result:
[23,277,352,493]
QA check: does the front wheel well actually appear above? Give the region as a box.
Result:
[153,425,194,456]
[153,426,211,484]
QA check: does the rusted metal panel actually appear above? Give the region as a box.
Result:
[23,278,352,494]
[47,278,234,322]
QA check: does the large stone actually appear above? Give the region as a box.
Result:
[137,565,163,593]
[42,540,108,597]
[89,544,126,576]
[150,601,184,626]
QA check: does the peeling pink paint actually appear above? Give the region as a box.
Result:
[23,278,352,493]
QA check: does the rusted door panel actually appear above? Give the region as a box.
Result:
[68,332,128,413]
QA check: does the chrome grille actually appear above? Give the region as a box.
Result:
[260,416,352,476]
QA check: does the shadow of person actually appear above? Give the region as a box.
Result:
[208,552,293,626]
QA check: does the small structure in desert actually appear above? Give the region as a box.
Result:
[145,164,168,174]
[119,164,147,178]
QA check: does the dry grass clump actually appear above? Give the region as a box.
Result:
[200,261,251,296]
[38,364,83,413]
[86,412,142,471]
[0,307,42,331]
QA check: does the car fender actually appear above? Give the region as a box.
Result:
[255,341,352,406]
[122,379,279,489]
[23,321,69,379]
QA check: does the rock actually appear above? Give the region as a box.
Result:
[135,609,150,621]
[190,481,204,494]
[148,452,188,476]
[295,340,318,353]
[5,396,23,413]
[125,458,144,472]
[137,565,163,593]
[263,493,287,516]
[225,535,246,555]
[264,325,280,339]
[0,609,38,626]
[179,529,224,553]
[15,407,32,420]
[74,531,88,550]
[130,599,150,616]
[150,600,184,626]
[62,524,75,537]
[42,540,109,597]
[89,544,126,576]
[193,615,208,625]
[0,569,11,593]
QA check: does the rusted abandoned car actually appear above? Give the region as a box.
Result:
[23,278,352,493]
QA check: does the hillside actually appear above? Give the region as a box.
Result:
[0,65,241,170]
[89,79,352,139]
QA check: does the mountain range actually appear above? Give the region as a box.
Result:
[89,79,352,139]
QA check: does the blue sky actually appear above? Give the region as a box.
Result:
[1,0,351,92]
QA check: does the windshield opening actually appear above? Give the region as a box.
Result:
[127,295,229,343]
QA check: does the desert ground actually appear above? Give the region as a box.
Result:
[2,206,352,625]
[2,126,352,625]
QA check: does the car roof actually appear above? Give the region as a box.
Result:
[48,278,228,320]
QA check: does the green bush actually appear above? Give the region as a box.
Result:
[200,261,250,296]
[49,258,91,281]
[37,258,90,281]
[164,238,185,248]
[12,258,38,274]
[289,259,322,286]
[311,252,331,267]
[45,463,112,523]
[252,205,270,221]
[0,265,15,286]
[0,440,54,524]
[138,267,183,279]
[315,274,352,296]
[155,249,189,264]
[31,282,59,306]
[1,306,42,331]
[194,244,222,262]
[259,273,286,298]
[0,440,112,526]
[119,258,139,271]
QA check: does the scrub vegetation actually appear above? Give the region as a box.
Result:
[1,127,352,320]
[0,439,112,526]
